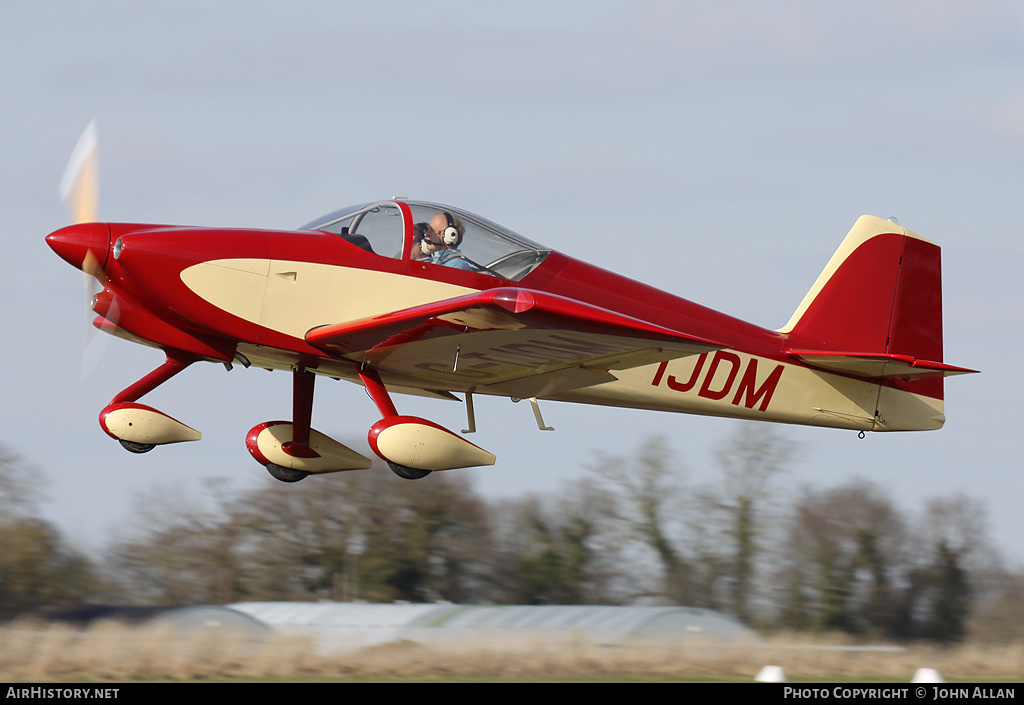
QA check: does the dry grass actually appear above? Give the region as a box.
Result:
[0,621,1021,682]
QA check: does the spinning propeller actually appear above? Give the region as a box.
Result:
[59,120,99,227]
[58,120,117,378]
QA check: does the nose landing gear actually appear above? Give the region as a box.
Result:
[99,352,203,451]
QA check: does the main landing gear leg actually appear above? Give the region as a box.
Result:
[285,368,317,459]
[246,367,372,482]
[359,367,496,480]
[99,350,202,453]
[267,368,316,483]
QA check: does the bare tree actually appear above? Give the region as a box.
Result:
[0,446,101,617]
[106,483,239,605]
[711,423,793,622]
[968,568,1024,643]
[490,479,620,604]
[106,465,495,605]
[588,436,694,603]
[774,479,909,637]
[913,493,1000,642]
[0,445,45,520]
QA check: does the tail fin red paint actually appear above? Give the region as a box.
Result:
[780,216,940,358]
[779,216,975,429]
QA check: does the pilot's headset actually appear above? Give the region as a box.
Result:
[419,212,463,254]
[440,211,462,247]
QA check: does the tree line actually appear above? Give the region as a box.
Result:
[0,429,1020,643]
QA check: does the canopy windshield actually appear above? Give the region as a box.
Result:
[301,200,551,282]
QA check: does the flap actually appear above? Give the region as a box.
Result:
[307,288,723,395]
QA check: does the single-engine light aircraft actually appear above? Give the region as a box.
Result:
[47,130,976,483]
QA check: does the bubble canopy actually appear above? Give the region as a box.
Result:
[300,200,551,281]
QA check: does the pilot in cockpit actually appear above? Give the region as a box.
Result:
[411,222,428,261]
[416,211,476,270]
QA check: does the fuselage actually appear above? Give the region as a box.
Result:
[46,200,946,433]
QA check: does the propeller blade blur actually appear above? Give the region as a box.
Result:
[58,121,112,378]
[59,120,99,224]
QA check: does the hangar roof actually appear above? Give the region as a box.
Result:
[228,602,753,652]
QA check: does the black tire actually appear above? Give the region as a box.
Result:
[266,463,309,483]
[387,461,432,480]
[119,439,155,454]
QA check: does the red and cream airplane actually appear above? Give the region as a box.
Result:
[47,125,976,482]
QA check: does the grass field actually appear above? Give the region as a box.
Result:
[0,621,1021,682]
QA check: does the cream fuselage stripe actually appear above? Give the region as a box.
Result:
[181,258,473,340]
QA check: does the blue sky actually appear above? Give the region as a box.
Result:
[2,1,1021,565]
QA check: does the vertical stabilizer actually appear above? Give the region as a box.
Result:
[780,216,942,362]
[779,216,972,430]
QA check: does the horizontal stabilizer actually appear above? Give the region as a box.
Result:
[788,350,978,380]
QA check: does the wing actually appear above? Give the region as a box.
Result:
[306,287,723,398]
